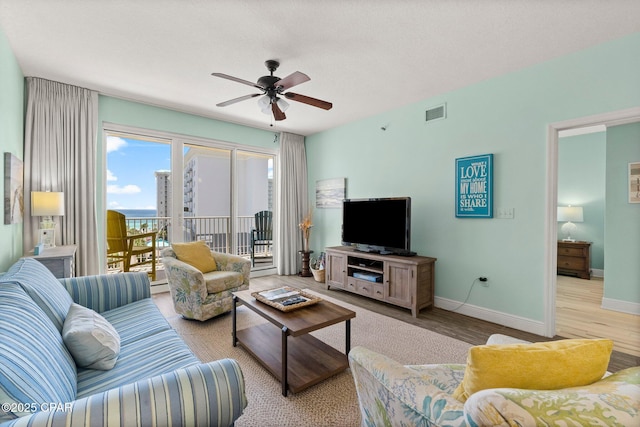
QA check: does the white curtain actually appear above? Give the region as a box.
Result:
[276,132,308,275]
[24,77,99,276]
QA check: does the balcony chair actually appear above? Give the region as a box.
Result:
[106,209,157,281]
[250,210,273,266]
[161,242,250,321]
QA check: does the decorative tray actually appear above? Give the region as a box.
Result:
[251,286,321,312]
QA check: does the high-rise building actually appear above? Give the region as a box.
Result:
[156,149,271,250]
[155,170,171,217]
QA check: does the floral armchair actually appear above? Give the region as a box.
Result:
[161,247,250,321]
[349,335,640,427]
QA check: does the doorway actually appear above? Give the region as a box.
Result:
[545,107,640,344]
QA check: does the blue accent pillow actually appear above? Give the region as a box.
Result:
[0,283,76,422]
[63,303,121,370]
[0,258,73,332]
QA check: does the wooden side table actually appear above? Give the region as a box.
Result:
[299,250,313,277]
[557,241,591,279]
[26,245,77,278]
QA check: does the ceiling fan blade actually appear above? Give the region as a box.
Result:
[216,93,261,107]
[272,102,286,121]
[284,92,333,110]
[275,71,310,91]
[211,72,264,89]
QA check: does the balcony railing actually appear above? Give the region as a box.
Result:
[121,215,265,258]
[109,215,272,280]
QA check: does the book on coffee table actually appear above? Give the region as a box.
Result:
[252,287,321,311]
[258,287,300,301]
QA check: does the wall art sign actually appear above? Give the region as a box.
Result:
[455,153,493,218]
[4,152,24,224]
[316,177,346,208]
[630,161,640,204]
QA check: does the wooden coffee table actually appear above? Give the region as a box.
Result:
[232,289,355,396]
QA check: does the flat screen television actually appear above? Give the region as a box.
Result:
[341,197,415,256]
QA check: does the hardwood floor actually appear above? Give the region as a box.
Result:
[245,274,639,372]
[155,273,639,372]
[555,275,640,357]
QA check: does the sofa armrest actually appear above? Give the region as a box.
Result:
[1,359,247,427]
[211,251,250,286]
[464,367,640,426]
[59,272,151,313]
[349,346,467,427]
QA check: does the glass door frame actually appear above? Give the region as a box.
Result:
[102,122,278,274]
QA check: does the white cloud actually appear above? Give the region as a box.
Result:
[106,169,117,181]
[107,184,141,194]
[108,201,123,208]
[106,136,127,153]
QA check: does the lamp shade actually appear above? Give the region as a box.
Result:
[276,97,289,112]
[31,191,65,217]
[557,206,583,223]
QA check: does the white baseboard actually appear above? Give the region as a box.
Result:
[251,267,277,278]
[150,283,169,294]
[601,297,640,315]
[591,268,604,278]
[435,297,546,336]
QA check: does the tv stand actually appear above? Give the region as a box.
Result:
[325,246,436,317]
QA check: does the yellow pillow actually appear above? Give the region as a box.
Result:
[171,241,217,273]
[452,338,613,402]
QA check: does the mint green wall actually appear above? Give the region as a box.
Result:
[99,96,278,149]
[605,122,640,304]
[306,33,640,324]
[96,96,278,267]
[0,26,24,272]
[558,132,606,270]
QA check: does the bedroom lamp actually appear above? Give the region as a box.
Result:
[31,191,65,248]
[557,205,583,242]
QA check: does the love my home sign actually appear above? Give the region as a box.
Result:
[455,154,493,218]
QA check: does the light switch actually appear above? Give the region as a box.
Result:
[496,207,514,219]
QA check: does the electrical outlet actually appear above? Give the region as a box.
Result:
[479,276,489,287]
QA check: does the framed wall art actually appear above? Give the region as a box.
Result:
[316,177,346,208]
[629,161,640,204]
[4,152,24,224]
[455,153,493,218]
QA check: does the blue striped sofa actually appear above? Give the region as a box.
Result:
[0,258,247,426]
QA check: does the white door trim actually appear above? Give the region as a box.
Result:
[544,106,640,337]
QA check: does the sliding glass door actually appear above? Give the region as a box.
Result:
[104,126,277,280]
[105,133,171,281]
[182,144,232,251]
[237,151,274,269]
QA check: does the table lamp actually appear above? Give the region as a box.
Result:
[31,191,65,248]
[557,205,583,242]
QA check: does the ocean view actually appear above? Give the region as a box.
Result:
[117,209,158,218]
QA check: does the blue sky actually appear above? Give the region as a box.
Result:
[106,136,170,210]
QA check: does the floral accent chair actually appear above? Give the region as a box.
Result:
[161,247,250,321]
[349,346,468,427]
[349,335,640,427]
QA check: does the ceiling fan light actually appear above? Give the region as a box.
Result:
[276,97,289,112]
[257,95,271,109]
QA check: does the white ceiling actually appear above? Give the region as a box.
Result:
[1,1,639,136]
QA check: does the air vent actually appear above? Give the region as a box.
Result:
[425,104,446,123]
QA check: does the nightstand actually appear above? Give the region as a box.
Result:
[557,241,591,279]
[25,245,77,278]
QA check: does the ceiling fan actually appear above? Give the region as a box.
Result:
[212,60,332,121]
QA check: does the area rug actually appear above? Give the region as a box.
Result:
[165,290,472,427]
